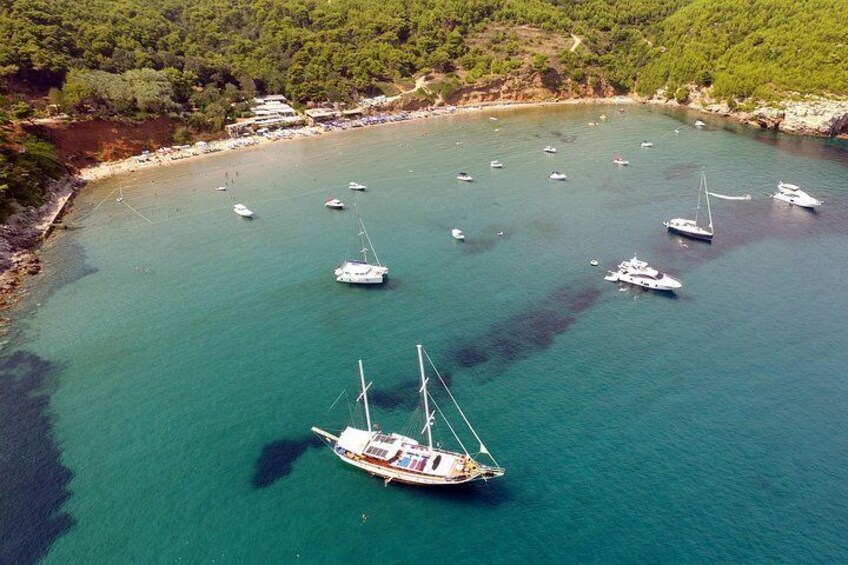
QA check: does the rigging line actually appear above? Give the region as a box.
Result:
[428,391,470,456]
[121,200,154,224]
[327,389,347,412]
[74,187,118,222]
[423,348,499,467]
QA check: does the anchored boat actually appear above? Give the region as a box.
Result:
[311,345,505,486]
[664,170,714,242]
[334,205,388,284]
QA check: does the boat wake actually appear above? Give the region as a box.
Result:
[708,192,752,201]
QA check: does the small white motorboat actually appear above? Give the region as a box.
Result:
[640,141,654,148]
[348,181,367,191]
[694,120,706,128]
[490,160,504,168]
[325,198,345,209]
[457,172,474,182]
[599,114,607,120]
[543,146,558,154]
[489,117,498,121]
[215,186,227,191]
[451,228,466,241]
[549,171,567,181]
[588,121,599,126]
[233,204,254,218]
[772,185,822,209]
[613,156,629,166]
[604,256,682,291]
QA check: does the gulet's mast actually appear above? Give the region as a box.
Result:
[357,359,372,432]
[417,344,434,451]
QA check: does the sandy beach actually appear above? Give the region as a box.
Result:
[78,96,637,183]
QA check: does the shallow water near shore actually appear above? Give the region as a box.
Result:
[3,104,848,563]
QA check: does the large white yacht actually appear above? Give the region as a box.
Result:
[773,182,822,209]
[604,256,682,291]
[311,345,504,486]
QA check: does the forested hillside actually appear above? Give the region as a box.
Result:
[0,0,845,215]
[0,0,683,122]
[636,0,848,100]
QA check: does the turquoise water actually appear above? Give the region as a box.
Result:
[3,105,848,563]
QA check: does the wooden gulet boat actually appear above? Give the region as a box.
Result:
[311,345,505,486]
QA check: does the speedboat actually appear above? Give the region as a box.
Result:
[613,156,629,166]
[604,256,682,291]
[325,198,345,209]
[694,120,706,128]
[490,160,504,168]
[349,181,367,191]
[640,141,654,148]
[215,186,227,191]
[451,228,465,241]
[549,171,567,181]
[543,146,557,153]
[233,204,254,218]
[457,172,474,182]
[772,185,822,209]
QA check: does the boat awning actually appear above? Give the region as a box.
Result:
[337,427,371,454]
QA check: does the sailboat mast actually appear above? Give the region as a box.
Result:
[417,344,433,451]
[694,176,702,225]
[703,171,713,230]
[358,359,372,432]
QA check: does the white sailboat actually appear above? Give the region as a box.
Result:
[334,205,388,284]
[663,170,714,242]
[311,345,505,486]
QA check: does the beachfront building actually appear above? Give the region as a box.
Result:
[225,95,306,137]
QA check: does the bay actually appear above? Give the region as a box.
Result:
[3,105,848,563]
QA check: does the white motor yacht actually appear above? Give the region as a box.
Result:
[613,156,629,166]
[457,172,474,182]
[604,256,682,291]
[543,146,558,153]
[772,185,822,209]
[215,185,227,191]
[451,228,466,241]
[640,140,654,148]
[549,171,567,181]
[325,198,345,209]
[348,181,367,191]
[694,120,706,128]
[490,160,504,168]
[233,204,254,218]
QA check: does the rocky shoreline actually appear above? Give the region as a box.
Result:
[0,177,83,314]
[640,90,848,137]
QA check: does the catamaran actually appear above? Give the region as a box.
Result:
[334,205,388,284]
[311,345,505,486]
[663,170,714,242]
